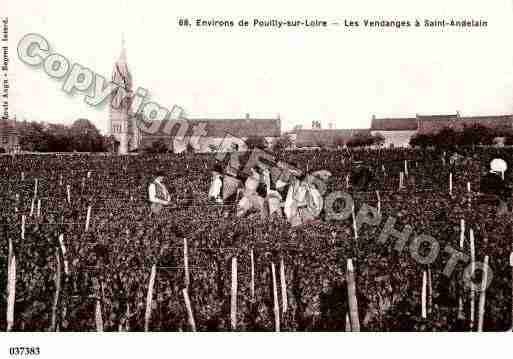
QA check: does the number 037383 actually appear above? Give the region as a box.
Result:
[9,347,40,356]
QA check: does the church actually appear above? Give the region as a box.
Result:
[108,41,281,154]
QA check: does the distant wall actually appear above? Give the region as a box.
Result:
[371,130,415,147]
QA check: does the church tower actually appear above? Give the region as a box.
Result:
[109,35,132,154]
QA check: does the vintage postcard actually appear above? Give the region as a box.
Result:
[1,0,512,358]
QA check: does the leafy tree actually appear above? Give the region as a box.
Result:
[346,132,379,148]
[272,134,292,151]
[244,136,268,150]
[373,132,385,147]
[145,139,169,153]
[409,133,432,148]
[333,136,346,148]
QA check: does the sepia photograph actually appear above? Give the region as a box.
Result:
[1,0,512,358]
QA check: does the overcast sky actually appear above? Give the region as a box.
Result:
[8,0,513,133]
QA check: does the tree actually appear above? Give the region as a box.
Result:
[272,134,292,151]
[145,139,169,153]
[69,118,105,152]
[244,136,268,150]
[409,133,432,149]
[459,125,497,146]
[346,132,378,148]
[372,132,385,147]
[333,136,346,148]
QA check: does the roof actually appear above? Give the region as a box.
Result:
[458,115,512,131]
[138,116,281,139]
[417,114,459,133]
[294,129,370,148]
[0,120,18,137]
[370,117,418,131]
[418,114,512,133]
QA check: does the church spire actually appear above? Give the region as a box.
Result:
[120,32,127,63]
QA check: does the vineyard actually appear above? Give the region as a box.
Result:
[0,148,512,331]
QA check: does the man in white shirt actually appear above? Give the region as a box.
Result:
[148,171,171,214]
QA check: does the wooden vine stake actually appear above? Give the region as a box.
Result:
[404,160,408,177]
[510,251,513,331]
[280,257,288,313]
[230,257,238,330]
[271,262,280,332]
[37,199,41,218]
[85,205,92,232]
[351,204,358,241]
[477,255,490,332]
[58,234,69,277]
[467,181,471,208]
[95,299,103,332]
[346,258,360,331]
[14,193,18,213]
[458,219,465,319]
[460,219,465,248]
[51,251,61,331]
[21,171,24,181]
[421,270,427,319]
[183,238,190,288]
[345,313,351,332]
[182,288,196,331]
[376,190,381,216]
[29,198,35,217]
[34,178,38,198]
[6,236,16,331]
[399,172,404,190]
[449,172,453,196]
[470,229,476,330]
[21,215,25,241]
[250,249,255,301]
[66,185,71,204]
[427,266,433,315]
[144,264,157,332]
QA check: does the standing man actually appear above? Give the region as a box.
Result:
[148,171,171,214]
[480,158,510,215]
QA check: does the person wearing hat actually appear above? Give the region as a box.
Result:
[480,158,511,215]
[148,171,171,214]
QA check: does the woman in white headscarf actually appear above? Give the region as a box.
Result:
[236,167,266,218]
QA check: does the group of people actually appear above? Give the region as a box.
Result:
[146,155,512,223]
[207,161,328,226]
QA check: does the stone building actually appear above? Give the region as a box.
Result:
[138,113,281,153]
[108,40,281,154]
[292,128,370,148]
[370,115,418,147]
[0,119,20,153]
[371,113,513,147]
[108,38,140,154]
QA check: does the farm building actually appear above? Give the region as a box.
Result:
[108,38,281,154]
[292,128,370,149]
[137,114,282,153]
[371,113,513,147]
[0,120,20,153]
[370,115,418,148]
